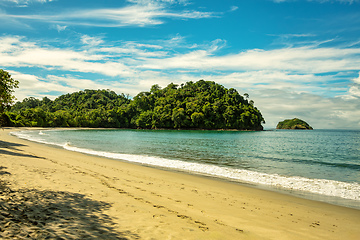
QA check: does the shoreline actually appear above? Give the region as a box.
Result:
[1,127,360,239]
[9,127,360,210]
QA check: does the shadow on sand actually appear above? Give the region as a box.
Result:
[0,140,26,148]
[0,140,45,159]
[0,166,11,176]
[0,181,140,239]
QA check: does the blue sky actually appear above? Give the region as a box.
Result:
[1,0,360,129]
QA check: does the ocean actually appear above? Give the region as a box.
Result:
[11,129,360,209]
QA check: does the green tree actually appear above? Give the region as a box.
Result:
[191,112,204,128]
[136,110,154,128]
[172,108,186,129]
[6,80,265,130]
[0,70,19,126]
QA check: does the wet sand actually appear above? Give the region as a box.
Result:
[1,127,359,239]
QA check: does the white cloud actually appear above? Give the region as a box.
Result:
[81,35,104,47]
[230,6,239,12]
[8,71,76,100]
[98,46,167,58]
[1,3,217,28]
[3,35,360,83]
[63,5,216,27]
[0,36,135,77]
[0,0,54,7]
[45,75,134,94]
[199,71,328,93]
[0,9,33,29]
[253,89,360,129]
[349,85,360,97]
[54,25,67,32]
[352,72,360,84]
[139,45,360,74]
[127,0,189,4]
[346,72,360,99]
[2,35,360,128]
[9,71,171,101]
[8,71,143,101]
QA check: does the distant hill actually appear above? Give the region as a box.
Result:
[276,118,313,130]
[4,80,265,130]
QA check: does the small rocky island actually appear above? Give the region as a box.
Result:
[276,118,313,130]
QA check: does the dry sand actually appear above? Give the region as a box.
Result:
[0,127,359,240]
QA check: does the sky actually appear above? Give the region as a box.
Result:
[1,0,360,129]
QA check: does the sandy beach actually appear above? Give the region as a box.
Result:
[0,128,359,239]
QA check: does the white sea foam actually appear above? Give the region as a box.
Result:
[63,144,360,201]
[10,130,360,202]
[11,130,63,147]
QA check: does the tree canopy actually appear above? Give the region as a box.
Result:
[0,70,19,126]
[4,80,265,130]
[276,118,313,130]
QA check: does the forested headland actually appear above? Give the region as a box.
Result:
[276,118,313,130]
[2,80,265,130]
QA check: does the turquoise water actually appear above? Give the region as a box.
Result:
[12,129,360,209]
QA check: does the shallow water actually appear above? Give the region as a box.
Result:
[12,129,360,209]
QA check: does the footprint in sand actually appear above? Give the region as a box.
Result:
[153,205,165,209]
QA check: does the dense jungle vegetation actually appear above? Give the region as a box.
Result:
[276,118,313,130]
[2,80,265,130]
